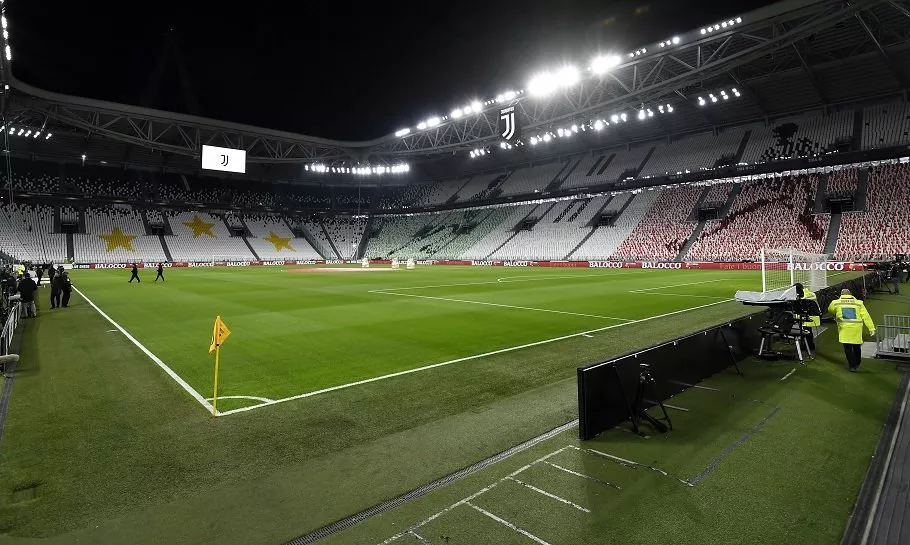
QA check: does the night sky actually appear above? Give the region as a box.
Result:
[6,0,771,141]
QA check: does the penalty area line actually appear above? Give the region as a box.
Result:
[72,286,215,414]
[217,298,734,416]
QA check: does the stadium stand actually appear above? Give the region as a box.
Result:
[640,130,742,177]
[741,111,853,163]
[612,186,702,260]
[243,215,322,260]
[570,191,659,259]
[490,197,610,260]
[322,216,367,259]
[0,203,67,263]
[685,175,829,261]
[456,204,540,260]
[862,103,910,149]
[165,211,254,262]
[826,168,858,199]
[834,163,910,260]
[300,218,338,258]
[75,206,167,263]
[564,145,651,189]
[701,182,734,208]
[499,160,569,196]
[379,180,464,209]
[561,153,605,188]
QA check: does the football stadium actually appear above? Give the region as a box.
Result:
[1,0,910,543]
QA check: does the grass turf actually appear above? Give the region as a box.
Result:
[0,265,901,544]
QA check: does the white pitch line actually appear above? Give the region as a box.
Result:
[205,395,275,403]
[780,368,797,382]
[220,298,733,416]
[582,334,593,338]
[507,477,591,513]
[376,446,571,545]
[663,403,690,412]
[72,286,214,413]
[544,461,621,489]
[371,290,633,321]
[630,278,730,293]
[465,502,553,545]
[378,271,638,292]
[408,530,432,545]
[632,292,730,300]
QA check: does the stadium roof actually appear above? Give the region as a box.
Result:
[0,0,908,184]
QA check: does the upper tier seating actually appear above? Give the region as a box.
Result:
[322,216,367,259]
[826,169,858,198]
[640,130,743,178]
[563,145,652,189]
[612,186,702,260]
[701,182,733,208]
[685,175,829,261]
[499,161,569,196]
[862,103,910,149]
[834,164,910,260]
[741,112,852,164]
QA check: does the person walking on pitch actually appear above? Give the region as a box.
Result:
[154,263,165,282]
[828,288,876,372]
[129,263,140,283]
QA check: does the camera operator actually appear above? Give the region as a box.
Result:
[888,261,901,294]
[794,283,821,351]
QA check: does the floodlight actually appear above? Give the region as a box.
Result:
[723,94,729,100]
[2,30,7,39]
[736,17,742,23]
[722,21,727,28]
[496,94,504,102]
[672,36,680,44]
[24,130,30,137]
[46,133,52,139]
[732,88,739,94]
[81,154,86,160]
[620,113,628,122]
[590,54,620,74]
[451,108,463,118]
[395,128,410,137]
[563,130,571,138]
[658,105,665,113]
[5,45,10,61]
[1,16,7,29]
[417,121,427,130]
[728,20,735,26]
[7,126,12,134]
[594,119,604,131]
[667,104,674,112]
[471,101,482,113]
[305,164,310,171]
[711,96,718,102]
[503,90,516,101]
[698,97,706,105]
[426,118,440,127]
[543,133,552,142]
[571,124,578,132]
[557,128,565,137]
[16,128,23,135]
[701,28,706,34]
[714,24,720,30]
[647,109,653,117]
[530,137,538,145]
[637,110,646,120]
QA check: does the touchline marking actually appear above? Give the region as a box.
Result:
[205,395,275,403]
[506,477,591,513]
[371,290,633,321]
[465,502,553,545]
[220,298,734,416]
[73,286,214,413]
[408,530,432,545]
[631,292,729,300]
[780,368,797,382]
[582,334,594,338]
[630,278,730,293]
[376,271,637,292]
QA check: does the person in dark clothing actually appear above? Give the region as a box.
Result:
[129,263,140,283]
[60,271,73,307]
[17,274,38,317]
[47,264,56,286]
[154,263,165,282]
[50,271,63,308]
[36,265,44,286]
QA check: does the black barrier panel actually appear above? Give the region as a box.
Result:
[577,314,762,440]
[577,273,878,441]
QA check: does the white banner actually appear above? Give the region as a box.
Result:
[201,145,246,173]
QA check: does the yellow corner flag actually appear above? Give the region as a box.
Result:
[209,316,231,416]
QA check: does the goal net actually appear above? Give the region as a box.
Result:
[760,248,829,293]
[212,255,250,263]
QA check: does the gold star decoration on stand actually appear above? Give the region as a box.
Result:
[97,227,137,252]
[264,231,294,252]
[184,215,216,238]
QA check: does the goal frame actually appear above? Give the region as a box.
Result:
[760,248,830,293]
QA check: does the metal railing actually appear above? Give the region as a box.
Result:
[1,302,20,356]
[876,315,910,360]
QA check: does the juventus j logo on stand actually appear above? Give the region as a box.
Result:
[499,106,518,141]
[220,155,229,167]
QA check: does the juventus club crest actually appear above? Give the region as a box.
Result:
[499,106,519,141]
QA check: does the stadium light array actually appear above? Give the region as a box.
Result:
[659,36,681,48]
[696,87,741,107]
[306,163,410,175]
[394,128,410,137]
[528,66,580,97]
[701,16,742,34]
[590,54,621,75]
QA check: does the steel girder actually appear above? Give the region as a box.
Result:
[372,0,904,159]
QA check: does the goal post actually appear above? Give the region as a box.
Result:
[760,248,830,293]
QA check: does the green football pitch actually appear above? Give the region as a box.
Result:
[71,265,754,415]
[0,264,903,545]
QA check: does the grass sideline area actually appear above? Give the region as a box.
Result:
[0,265,902,544]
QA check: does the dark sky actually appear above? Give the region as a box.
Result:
[6,0,771,141]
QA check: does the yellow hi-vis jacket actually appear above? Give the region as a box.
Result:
[828,295,875,345]
[803,291,821,327]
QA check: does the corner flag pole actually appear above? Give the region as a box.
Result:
[212,345,220,416]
